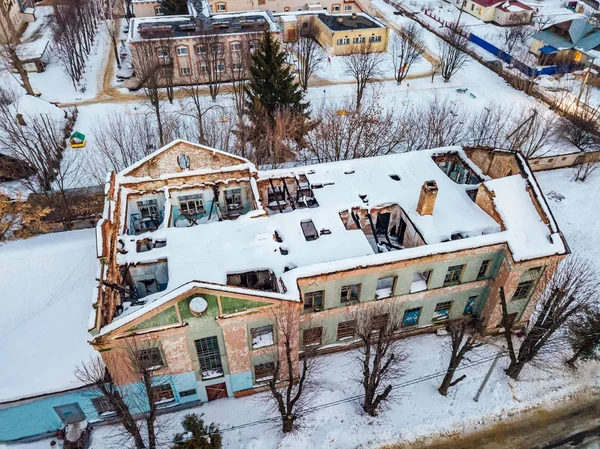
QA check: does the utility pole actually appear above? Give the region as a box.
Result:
[455,0,467,31]
[473,352,502,402]
[576,61,592,110]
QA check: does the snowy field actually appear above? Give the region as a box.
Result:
[0,229,98,402]
[1,167,599,449]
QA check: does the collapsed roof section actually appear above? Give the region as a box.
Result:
[90,141,567,337]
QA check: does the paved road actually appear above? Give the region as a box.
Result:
[384,392,600,449]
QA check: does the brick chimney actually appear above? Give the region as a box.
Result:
[416,180,438,216]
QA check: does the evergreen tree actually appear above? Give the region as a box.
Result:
[242,30,312,165]
[160,0,188,15]
[172,414,222,449]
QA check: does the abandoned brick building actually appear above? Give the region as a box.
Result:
[89,140,567,406]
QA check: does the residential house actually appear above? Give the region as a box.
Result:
[132,0,168,17]
[87,140,567,413]
[126,11,282,89]
[0,0,35,43]
[280,13,389,56]
[453,0,533,25]
[530,18,600,65]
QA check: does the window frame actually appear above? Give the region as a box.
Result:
[344,4,352,10]
[151,384,175,404]
[179,194,204,215]
[337,320,356,340]
[513,280,534,300]
[224,188,242,211]
[303,327,323,346]
[136,347,164,370]
[250,324,275,349]
[254,361,276,382]
[464,295,477,315]
[216,2,226,11]
[176,46,189,57]
[179,66,191,76]
[432,301,453,322]
[371,313,389,332]
[137,199,159,219]
[402,307,422,327]
[477,259,491,280]
[91,396,116,416]
[340,284,360,304]
[444,264,464,285]
[303,290,324,311]
[195,336,224,379]
[332,3,341,11]
[375,276,396,299]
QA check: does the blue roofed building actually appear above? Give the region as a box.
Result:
[529,18,600,65]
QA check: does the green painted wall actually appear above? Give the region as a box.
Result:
[221,296,271,315]
[178,294,219,321]
[128,306,178,331]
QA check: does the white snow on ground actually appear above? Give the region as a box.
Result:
[1,333,598,449]
[0,230,98,402]
[537,167,600,272]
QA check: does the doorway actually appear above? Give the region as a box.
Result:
[206,382,228,401]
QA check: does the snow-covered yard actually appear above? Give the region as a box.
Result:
[1,331,597,449]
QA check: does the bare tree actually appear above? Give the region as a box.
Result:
[389,23,425,85]
[303,96,403,163]
[0,0,35,95]
[505,107,558,157]
[573,159,599,182]
[0,89,72,192]
[87,112,162,184]
[348,303,410,416]
[263,304,321,433]
[341,41,385,111]
[290,18,325,91]
[102,0,122,69]
[500,257,600,380]
[226,36,252,120]
[75,357,147,449]
[566,305,600,366]
[438,320,482,396]
[196,31,226,101]
[501,24,532,54]
[437,25,470,83]
[132,40,168,145]
[52,0,100,88]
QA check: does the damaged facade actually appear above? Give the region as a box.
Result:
[89,140,567,412]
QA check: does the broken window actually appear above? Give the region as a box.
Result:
[91,397,116,416]
[513,280,534,300]
[251,325,274,349]
[136,348,163,370]
[224,188,242,211]
[376,277,395,299]
[337,320,356,340]
[402,307,421,327]
[179,194,204,216]
[254,362,276,382]
[304,290,323,311]
[195,336,223,379]
[303,327,323,346]
[340,284,360,303]
[464,295,477,315]
[411,271,431,293]
[371,313,389,332]
[137,199,159,219]
[226,270,277,292]
[300,219,319,241]
[432,301,452,322]
[151,384,174,404]
[477,260,491,280]
[444,265,464,285]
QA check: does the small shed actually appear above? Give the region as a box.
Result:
[16,38,50,73]
[70,132,87,149]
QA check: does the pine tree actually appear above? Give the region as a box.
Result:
[246,30,308,120]
[242,30,312,165]
[159,0,188,15]
[171,414,222,449]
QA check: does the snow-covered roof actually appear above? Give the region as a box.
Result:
[0,230,98,403]
[9,95,65,121]
[99,146,566,334]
